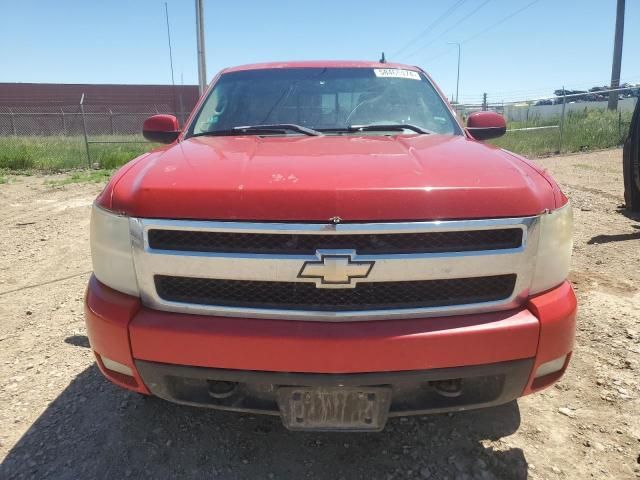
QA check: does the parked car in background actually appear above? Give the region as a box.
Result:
[85,61,576,431]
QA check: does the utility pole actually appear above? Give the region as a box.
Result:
[608,0,625,110]
[195,0,207,96]
[447,42,461,104]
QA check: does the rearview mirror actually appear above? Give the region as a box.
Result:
[466,111,506,141]
[142,114,180,144]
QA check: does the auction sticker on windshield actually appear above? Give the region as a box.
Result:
[373,69,421,80]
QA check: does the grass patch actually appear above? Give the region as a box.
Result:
[491,109,632,156]
[0,135,156,172]
[46,169,114,186]
[0,176,7,184]
[88,137,157,170]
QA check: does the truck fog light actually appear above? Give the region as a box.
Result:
[534,355,567,379]
[100,355,134,376]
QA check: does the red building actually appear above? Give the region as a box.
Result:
[0,83,200,136]
[0,82,199,110]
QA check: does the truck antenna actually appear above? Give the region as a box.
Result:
[379,52,386,64]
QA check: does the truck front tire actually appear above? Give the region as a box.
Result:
[623,100,640,212]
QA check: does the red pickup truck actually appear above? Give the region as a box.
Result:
[85,61,576,431]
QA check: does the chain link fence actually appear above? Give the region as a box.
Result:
[0,86,638,171]
[454,86,638,156]
[0,101,188,170]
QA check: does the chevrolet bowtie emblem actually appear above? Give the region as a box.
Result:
[298,252,374,288]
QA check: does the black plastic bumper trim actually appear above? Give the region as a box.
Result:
[136,358,533,417]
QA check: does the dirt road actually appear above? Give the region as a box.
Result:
[1,149,639,479]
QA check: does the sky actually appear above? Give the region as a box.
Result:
[0,0,638,103]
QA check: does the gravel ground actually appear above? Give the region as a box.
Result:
[0,148,639,479]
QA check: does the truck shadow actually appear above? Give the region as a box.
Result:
[587,230,640,244]
[2,364,528,480]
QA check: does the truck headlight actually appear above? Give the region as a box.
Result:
[90,205,139,296]
[530,202,573,295]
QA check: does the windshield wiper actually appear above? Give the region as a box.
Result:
[318,124,431,135]
[347,124,432,134]
[193,124,322,137]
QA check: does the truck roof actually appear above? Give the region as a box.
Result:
[223,60,422,73]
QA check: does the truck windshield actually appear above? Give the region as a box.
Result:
[188,67,462,137]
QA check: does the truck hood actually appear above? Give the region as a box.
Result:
[105,134,556,221]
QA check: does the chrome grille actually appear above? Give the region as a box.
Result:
[154,275,518,311]
[147,228,523,255]
[130,217,540,321]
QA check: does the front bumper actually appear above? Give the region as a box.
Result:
[84,275,576,409]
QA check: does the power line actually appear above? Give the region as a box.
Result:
[422,0,543,65]
[164,3,177,116]
[164,3,175,88]
[400,0,492,61]
[461,0,542,45]
[390,0,468,59]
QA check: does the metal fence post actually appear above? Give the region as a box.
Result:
[618,109,622,142]
[80,93,91,167]
[108,109,114,135]
[60,108,67,135]
[558,87,567,153]
[9,107,17,136]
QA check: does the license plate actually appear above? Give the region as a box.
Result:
[277,387,391,431]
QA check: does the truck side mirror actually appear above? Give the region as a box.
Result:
[143,114,181,143]
[466,111,506,141]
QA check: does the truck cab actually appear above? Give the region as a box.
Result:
[85,61,576,431]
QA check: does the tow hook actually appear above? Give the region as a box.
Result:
[431,379,463,398]
[207,380,238,399]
